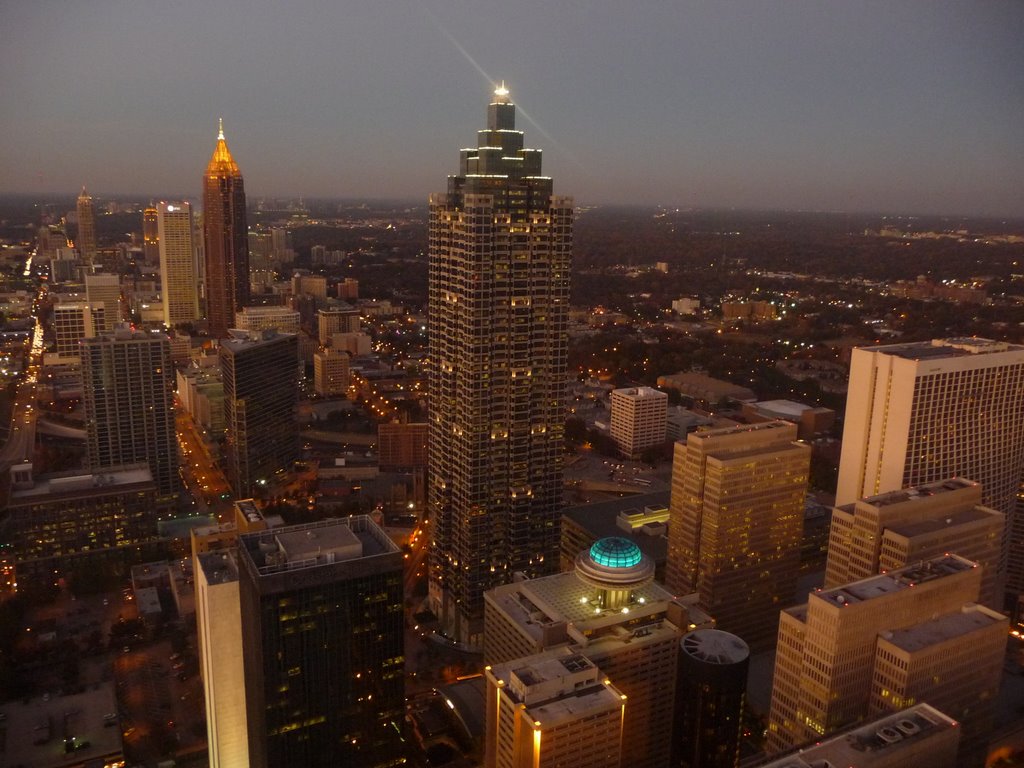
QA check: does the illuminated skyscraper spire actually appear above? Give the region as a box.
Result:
[203,120,249,338]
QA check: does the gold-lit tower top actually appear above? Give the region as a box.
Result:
[493,80,511,104]
[207,118,241,176]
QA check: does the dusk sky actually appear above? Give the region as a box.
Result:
[1,1,1022,216]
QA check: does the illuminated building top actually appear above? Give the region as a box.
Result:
[207,118,241,177]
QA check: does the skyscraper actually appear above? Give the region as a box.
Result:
[219,329,298,497]
[81,325,179,504]
[766,555,1005,768]
[666,421,810,648]
[157,202,200,327]
[143,205,160,264]
[203,120,250,339]
[76,185,97,264]
[428,84,573,646]
[836,338,1024,598]
[84,272,121,331]
[236,517,406,768]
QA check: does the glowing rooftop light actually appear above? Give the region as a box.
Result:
[589,537,642,569]
[218,117,225,141]
[494,81,509,98]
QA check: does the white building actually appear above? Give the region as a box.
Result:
[610,386,668,457]
[234,305,301,335]
[836,338,1024,596]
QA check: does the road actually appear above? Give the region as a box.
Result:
[175,406,233,519]
[0,313,45,473]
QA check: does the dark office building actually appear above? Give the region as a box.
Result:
[237,518,406,768]
[220,329,298,497]
[672,629,749,768]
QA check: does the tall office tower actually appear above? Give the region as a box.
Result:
[219,330,298,496]
[53,301,100,358]
[143,205,160,264]
[237,518,406,768]
[610,386,668,458]
[81,325,179,503]
[157,202,200,327]
[195,550,249,768]
[759,704,960,768]
[428,84,573,646]
[84,272,122,331]
[766,555,1005,768]
[836,339,1024,599]
[484,538,714,768]
[203,120,250,339]
[825,477,1004,607]
[484,649,624,768]
[76,185,97,264]
[665,421,810,648]
[672,630,749,768]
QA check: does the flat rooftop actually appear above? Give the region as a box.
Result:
[561,491,670,562]
[198,550,239,586]
[887,505,1000,539]
[760,703,958,767]
[878,337,1022,361]
[815,555,976,607]
[860,477,978,509]
[240,516,399,575]
[11,464,153,501]
[881,604,1005,652]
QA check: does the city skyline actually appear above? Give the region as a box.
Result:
[1,2,1022,217]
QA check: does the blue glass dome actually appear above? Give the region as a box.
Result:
[589,537,642,569]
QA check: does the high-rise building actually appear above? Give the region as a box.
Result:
[825,477,1003,607]
[428,84,573,646]
[836,338,1024,599]
[236,517,406,768]
[317,304,360,345]
[220,330,298,496]
[157,202,200,327]
[766,555,1005,767]
[195,550,249,768]
[76,186,97,264]
[203,120,250,339]
[377,422,429,471]
[143,205,160,264]
[81,325,179,503]
[484,649,624,768]
[84,273,121,330]
[484,538,714,768]
[53,301,101,359]
[609,386,668,458]
[666,421,810,648]
[672,630,749,768]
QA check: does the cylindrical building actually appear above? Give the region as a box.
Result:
[673,629,749,768]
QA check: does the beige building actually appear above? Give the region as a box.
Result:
[377,421,428,470]
[760,703,960,768]
[836,338,1024,597]
[767,555,1005,768]
[825,477,1003,606]
[484,538,713,768]
[666,421,810,648]
[195,550,249,768]
[157,202,200,327]
[234,305,301,334]
[484,649,624,768]
[609,386,668,457]
[313,348,350,396]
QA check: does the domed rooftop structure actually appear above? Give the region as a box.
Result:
[575,537,655,608]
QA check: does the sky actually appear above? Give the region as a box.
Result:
[1,1,1022,217]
